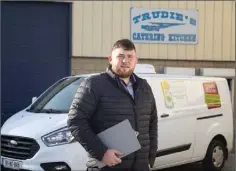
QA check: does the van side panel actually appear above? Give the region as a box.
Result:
[192,79,233,160]
[145,77,196,167]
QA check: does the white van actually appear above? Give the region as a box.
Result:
[1,64,233,171]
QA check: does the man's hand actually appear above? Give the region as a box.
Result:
[102,149,123,167]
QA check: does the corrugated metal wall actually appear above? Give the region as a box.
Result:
[72,1,235,61]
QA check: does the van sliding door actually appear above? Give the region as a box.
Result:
[145,77,195,168]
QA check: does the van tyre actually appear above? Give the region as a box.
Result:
[202,140,227,171]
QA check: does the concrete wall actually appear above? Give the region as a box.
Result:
[72,1,235,61]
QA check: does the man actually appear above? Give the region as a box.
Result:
[67,39,158,171]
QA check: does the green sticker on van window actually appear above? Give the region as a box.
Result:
[203,82,221,109]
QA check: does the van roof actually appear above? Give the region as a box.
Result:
[70,72,226,81]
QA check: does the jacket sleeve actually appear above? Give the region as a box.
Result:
[148,84,158,167]
[67,78,108,161]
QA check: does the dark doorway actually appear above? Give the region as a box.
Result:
[1,1,72,125]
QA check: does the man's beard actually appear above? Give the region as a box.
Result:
[117,68,134,78]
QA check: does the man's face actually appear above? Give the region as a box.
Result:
[109,47,138,78]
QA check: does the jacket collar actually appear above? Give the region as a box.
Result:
[105,66,137,85]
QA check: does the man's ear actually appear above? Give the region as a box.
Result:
[108,56,112,63]
[136,56,139,63]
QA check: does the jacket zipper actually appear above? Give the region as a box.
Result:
[117,80,138,164]
[119,85,138,132]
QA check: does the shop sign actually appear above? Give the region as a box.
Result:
[130,7,199,44]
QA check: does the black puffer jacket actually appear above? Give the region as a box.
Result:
[67,69,158,170]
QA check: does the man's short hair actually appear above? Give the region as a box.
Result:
[112,39,136,51]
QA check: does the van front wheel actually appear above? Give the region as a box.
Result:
[202,140,227,171]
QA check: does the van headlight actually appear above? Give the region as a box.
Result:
[41,127,75,147]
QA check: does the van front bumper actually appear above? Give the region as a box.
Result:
[1,137,88,171]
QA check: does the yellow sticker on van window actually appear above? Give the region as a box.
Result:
[160,80,188,109]
[161,80,174,108]
[203,82,221,109]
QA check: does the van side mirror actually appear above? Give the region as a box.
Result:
[32,97,37,104]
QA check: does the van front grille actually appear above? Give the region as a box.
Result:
[1,135,40,160]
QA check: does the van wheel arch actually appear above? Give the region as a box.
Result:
[202,135,228,171]
[208,135,228,159]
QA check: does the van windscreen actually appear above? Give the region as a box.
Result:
[27,77,85,114]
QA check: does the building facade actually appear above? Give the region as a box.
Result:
[1,0,236,148]
[71,1,235,141]
[71,1,235,75]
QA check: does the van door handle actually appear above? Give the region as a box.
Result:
[161,114,169,118]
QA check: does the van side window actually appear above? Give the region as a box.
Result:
[146,78,190,117]
[160,79,189,110]
[186,80,206,109]
[227,79,233,101]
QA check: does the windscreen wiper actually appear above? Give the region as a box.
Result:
[39,109,66,113]
[26,108,67,113]
[26,108,39,113]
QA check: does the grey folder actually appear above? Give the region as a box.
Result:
[97,119,141,158]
